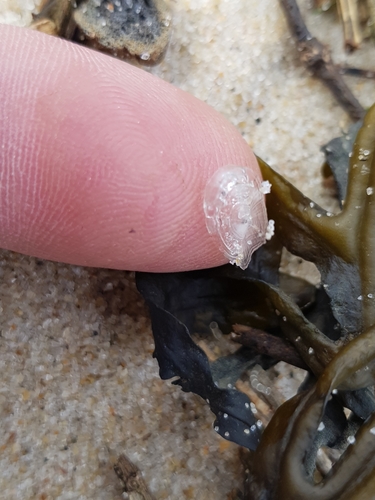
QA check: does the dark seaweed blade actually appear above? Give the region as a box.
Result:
[303,285,342,341]
[135,245,282,337]
[322,122,362,206]
[137,286,261,450]
[167,271,279,334]
[136,228,334,450]
[210,346,277,390]
[136,239,326,450]
[250,279,375,420]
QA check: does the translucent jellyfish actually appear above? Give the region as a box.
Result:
[203,166,270,270]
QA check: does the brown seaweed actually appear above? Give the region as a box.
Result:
[243,104,375,498]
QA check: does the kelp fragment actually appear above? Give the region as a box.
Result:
[322,121,361,205]
[136,238,315,451]
[259,103,375,336]
[232,324,308,370]
[242,104,375,498]
[245,325,375,499]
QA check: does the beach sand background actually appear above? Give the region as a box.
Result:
[0,1,374,498]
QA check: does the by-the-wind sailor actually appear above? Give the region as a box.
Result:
[203,165,271,270]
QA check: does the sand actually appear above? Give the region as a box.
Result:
[0,0,374,498]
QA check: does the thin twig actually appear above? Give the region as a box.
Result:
[279,0,365,121]
[368,0,375,38]
[30,0,78,38]
[337,0,362,50]
[339,66,375,78]
[232,324,308,370]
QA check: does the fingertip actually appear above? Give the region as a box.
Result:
[0,24,266,272]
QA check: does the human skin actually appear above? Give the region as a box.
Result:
[0,24,264,272]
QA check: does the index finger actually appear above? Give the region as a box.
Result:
[0,24,265,272]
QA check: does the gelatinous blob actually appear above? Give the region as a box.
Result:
[203,165,269,270]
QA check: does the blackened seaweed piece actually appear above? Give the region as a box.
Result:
[136,239,329,449]
[136,263,280,337]
[278,273,316,309]
[303,398,348,477]
[338,387,375,421]
[253,280,341,380]
[303,285,342,341]
[210,346,276,389]
[322,122,362,206]
[137,290,261,450]
[253,279,374,421]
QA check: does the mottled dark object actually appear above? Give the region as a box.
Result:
[114,454,155,500]
[74,0,171,61]
[31,0,171,62]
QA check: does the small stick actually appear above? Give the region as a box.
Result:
[339,66,375,79]
[114,454,155,500]
[337,0,362,50]
[232,324,308,370]
[279,0,365,121]
[368,0,375,38]
[30,0,78,38]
